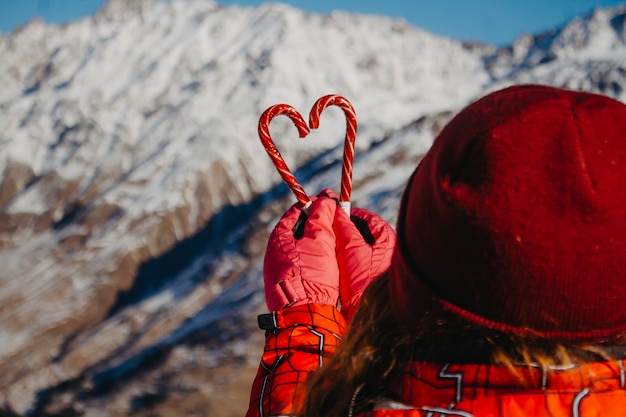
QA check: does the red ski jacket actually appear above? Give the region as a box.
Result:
[245,304,626,417]
[246,304,347,417]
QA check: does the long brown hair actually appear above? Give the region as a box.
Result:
[298,273,626,417]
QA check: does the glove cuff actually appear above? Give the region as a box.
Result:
[257,304,348,332]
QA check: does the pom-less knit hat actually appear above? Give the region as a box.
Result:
[389,84,626,341]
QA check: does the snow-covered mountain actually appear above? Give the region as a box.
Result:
[0,0,624,415]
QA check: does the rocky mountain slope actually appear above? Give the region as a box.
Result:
[0,0,625,415]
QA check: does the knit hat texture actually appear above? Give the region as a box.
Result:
[389,84,626,340]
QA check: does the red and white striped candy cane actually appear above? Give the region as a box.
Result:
[258,104,312,208]
[310,94,357,214]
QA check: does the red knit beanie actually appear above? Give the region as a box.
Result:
[389,84,626,341]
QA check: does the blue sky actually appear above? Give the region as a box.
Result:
[0,0,624,45]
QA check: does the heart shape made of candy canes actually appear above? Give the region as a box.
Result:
[258,94,357,214]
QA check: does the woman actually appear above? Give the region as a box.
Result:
[246,84,626,417]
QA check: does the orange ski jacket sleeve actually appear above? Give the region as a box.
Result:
[245,303,347,417]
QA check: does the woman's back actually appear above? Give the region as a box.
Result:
[246,85,626,417]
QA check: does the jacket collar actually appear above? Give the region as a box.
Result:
[399,360,626,407]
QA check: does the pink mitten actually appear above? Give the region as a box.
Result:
[334,207,396,321]
[263,192,340,312]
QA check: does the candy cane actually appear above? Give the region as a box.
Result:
[258,104,312,208]
[310,95,357,215]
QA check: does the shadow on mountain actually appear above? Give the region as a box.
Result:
[32,263,264,416]
[32,309,254,416]
[106,144,343,318]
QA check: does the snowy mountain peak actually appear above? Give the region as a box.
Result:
[484,4,626,94]
[95,0,166,22]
